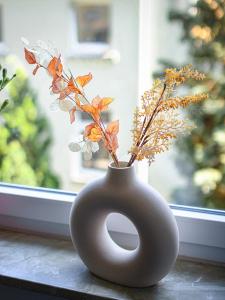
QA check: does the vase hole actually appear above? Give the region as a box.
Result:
[106,213,139,250]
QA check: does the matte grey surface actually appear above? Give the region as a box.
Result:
[70,163,179,287]
[0,229,225,300]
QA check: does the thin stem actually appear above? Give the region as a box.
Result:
[127,83,167,167]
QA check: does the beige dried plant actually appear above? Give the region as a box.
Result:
[128,65,208,166]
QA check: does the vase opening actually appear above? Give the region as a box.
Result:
[106,161,135,183]
[106,212,139,250]
[110,161,132,169]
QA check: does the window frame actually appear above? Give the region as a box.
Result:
[0,3,9,57]
[68,0,111,59]
[0,182,224,263]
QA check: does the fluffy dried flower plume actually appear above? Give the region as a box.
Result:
[128,65,208,166]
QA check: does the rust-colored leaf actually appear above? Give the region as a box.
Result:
[51,77,64,94]
[84,123,102,142]
[92,96,113,112]
[47,56,63,78]
[81,104,96,115]
[104,134,119,153]
[106,120,119,135]
[57,78,81,100]
[110,135,119,152]
[76,73,92,87]
[104,120,119,153]
[91,96,101,107]
[100,97,113,109]
[68,78,81,94]
[69,107,76,124]
[24,48,36,64]
[59,88,70,100]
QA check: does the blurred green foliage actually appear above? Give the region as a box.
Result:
[0,64,16,112]
[157,0,225,209]
[0,69,60,188]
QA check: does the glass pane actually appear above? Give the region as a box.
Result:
[0,0,224,212]
[75,4,110,43]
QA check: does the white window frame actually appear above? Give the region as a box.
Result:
[0,182,224,263]
[68,0,113,60]
[0,3,9,57]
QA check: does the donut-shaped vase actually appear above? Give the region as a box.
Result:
[70,162,179,287]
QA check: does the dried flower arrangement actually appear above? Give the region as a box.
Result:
[22,39,208,168]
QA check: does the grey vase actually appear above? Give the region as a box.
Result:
[70,162,179,287]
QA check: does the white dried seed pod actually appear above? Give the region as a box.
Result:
[68,142,81,152]
[59,99,74,112]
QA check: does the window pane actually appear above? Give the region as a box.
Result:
[75,4,110,43]
[0,0,224,211]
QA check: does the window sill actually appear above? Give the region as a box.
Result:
[0,183,225,263]
[0,229,224,300]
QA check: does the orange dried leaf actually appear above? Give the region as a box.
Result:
[47,57,63,78]
[104,134,119,153]
[81,104,100,121]
[47,57,57,76]
[24,48,36,64]
[105,120,119,153]
[69,107,76,124]
[92,96,113,111]
[82,104,96,115]
[76,73,92,87]
[106,120,119,135]
[84,123,94,136]
[57,78,81,100]
[68,78,81,94]
[91,95,101,107]
[100,97,113,108]
[84,123,102,142]
[51,77,64,94]
[111,135,119,152]
[59,88,69,100]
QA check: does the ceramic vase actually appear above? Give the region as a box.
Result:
[70,162,179,287]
